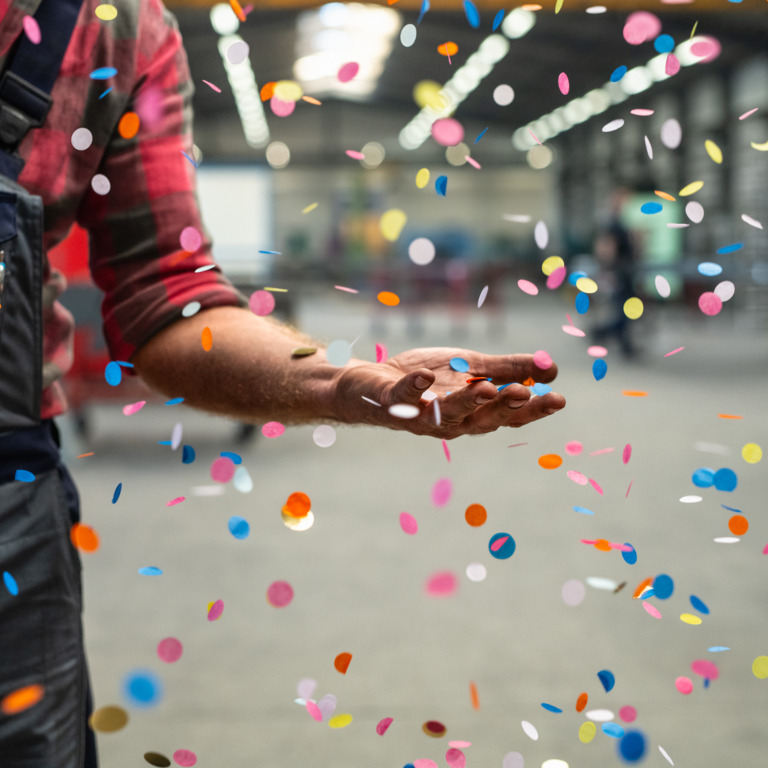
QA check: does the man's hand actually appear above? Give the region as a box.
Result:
[332,347,565,439]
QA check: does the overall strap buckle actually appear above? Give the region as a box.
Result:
[0,71,52,151]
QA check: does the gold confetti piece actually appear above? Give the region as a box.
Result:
[292,347,317,357]
[750,139,768,151]
[705,139,723,164]
[89,705,129,733]
[302,202,318,214]
[679,180,704,196]
[263,287,288,292]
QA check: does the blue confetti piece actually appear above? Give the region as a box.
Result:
[417,0,429,24]
[598,669,615,692]
[653,573,674,600]
[697,261,722,276]
[463,0,480,27]
[716,242,743,255]
[181,150,198,167]
[98,87,113,99]
[3,571,18,596]
[492,9,504,30]
[575,292,590,314]
[497,383,511,391]
[123,670,163,707]
[721,504,742,513]
[138,566,162,576]
[488,532,516,560]
[112,483,122,504]
[573,506,594,515]
[592,359,607,381]
[435,175,448,196]
[474,127,489,144]
[610,65,628,82]
[90,67,117,80]
[708,646,730,652]
[165,397,184,406]
[259,249,281,255]
[530,383,552,396]
[104,361,122,387]
[713,467,737,492]
[14,469,35,482]
[621,543,638,565]
[704,677,710,688]
[654,34,675,53]
[541,703,563,713]
[690,594,710,614]
[182,445,196,464]
[116,360,134,368]
[618,730,646,762]
[692,467,715,488]
[639,589,654,600]
[602,722,625,738]
[221,451,242,465]
[157,440,172,446]
[449,357,470,372]
[228,515,250,540]
[568,270,587,285]
[641,202,663,214]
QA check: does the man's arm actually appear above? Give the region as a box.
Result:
[133,305,566,439]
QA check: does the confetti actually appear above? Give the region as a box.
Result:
[173,749,197,767]
[488,533,516,559]
[123,670,162,707]
[425,571,458,597]
[266,581,293,608]
[1,684,44,715]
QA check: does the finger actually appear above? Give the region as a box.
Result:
[459,353,559,385]
[386,368,436,406]
[437,379,500,425]
[503,391,566,428]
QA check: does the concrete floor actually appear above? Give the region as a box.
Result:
[65,291,768,768]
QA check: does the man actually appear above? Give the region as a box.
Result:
[0,1,564,766]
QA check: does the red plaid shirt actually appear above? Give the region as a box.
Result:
[0,0,244,418]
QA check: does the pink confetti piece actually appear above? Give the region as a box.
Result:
[630,108,654,116]
[345,150,365,160]
[587,345,607,357]
[465,156,481,169]
[590,447,614,456]
[376,717,394,735]
[558,72,569,95]
[546,266,566,290]
[202,79,222,93]
[431,478,452,506]
[622,444,632,464]
[567,470,588,485]
[262,421,285,438]
[625,480,633,498]
[739,108,758,120]
[399,512,418,535]
[517,279,539,296]
[431,118,464,146]
[334,285,358,293]
[527,128,542,146]
[589,478,604,495]
[157,637,183,663]
[210,456,236,483]
[643,602,662,619]
[508,442,528,448]
[337,61,360,83]
[414,761,438,768]
[306,700,323,721]
[490,536,510,552]
[532,350,553,369]
[166,496,185,507]
[664,346,685,357]
[173,749,197,767]
[610,542,633,552]
[675,676,693,694]
[580,539,596,546]
[22,15,41,44]
[763,542,768,555]
[565,441,582,455]
[442,439,451,462]
[122,400,146,415]
[698,292,723,316]
[270,96,295,117]
[375,342,388,363]
[562,325,585,337]
[691,659,719,680]
[665,53,681,76]
[446,748,466,768]
[425,571,458,597]
[207,599,224,621]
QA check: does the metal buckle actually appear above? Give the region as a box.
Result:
[0,71,52,150]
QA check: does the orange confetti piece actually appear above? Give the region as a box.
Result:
[283,492,311,519]
[302,96,322,105]
[469,681,480,710]
[388,0,400,4]
[575,692,588,712]
[201,327,212,351]
[622,390,648,397]
[438,41,458,57]
[718,413,743,420]
[594,538,612,552]
[465,504,487,527]
[76,452,95,458]
[70,523,99,553]
[521,3,543,9]
[260,82,276,102]
[728,515,748,535]
[1,684,44,715]
[377,291,400,307]
[229,0,246,22]
[334,652,352,674]
[169,250,192,267]
[466,376,489,383]
[655,190,676,201]
[633,577,653,599]
[118,111,140,139]
[523,377,536,386]
[538,454,563,470]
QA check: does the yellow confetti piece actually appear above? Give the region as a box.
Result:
[413,80,447,110]
[575,276,598,294]
[579,721,596,744]
[201,326,212,351]
[542,255,565,276]
[750,139,768,151]
[752,656,768,679]
[328,713,353,729]
[680,613,702,625]
[380,209,407,242]
[679,180,704,196]
[264,287,288,292]
[555,0,564,12]
[94,4,117,21]
[302,202,318,214]
[742,443,762,463]
[415,168,430,189]
[623,297,644,320]
[705,139,723,164]
[273,80,303,102]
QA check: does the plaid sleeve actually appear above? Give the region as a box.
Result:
[76,0,246,364]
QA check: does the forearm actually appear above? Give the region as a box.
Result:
[132,306,357,424]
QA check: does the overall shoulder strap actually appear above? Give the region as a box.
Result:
[0,0,86,180]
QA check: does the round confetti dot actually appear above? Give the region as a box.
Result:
[742,443,762,463]
[249,289,276,316]
[432,478,452,506]
[282,510,314,531]
[685,201,704,223]
[653,574,674,600]
[138,566,162,576]
[118,111,140,139]
[466,563,487,582]
[578,720,597,744]
[493,84,515,106]
[157,637,183,663]
[675,676,693,694]
[692,467,715,488]
[399,512,418,535]
[326,339,352,367]
[698,261,722,277]
[489,532,516,559]
[3,571,18,596]
[619,730,646,762]
[603,722,625,738]
[431,118,464,147]
[534,221,549,250]
[283,492,311,519]
[691,659,719,680]
[390,404,420,419]
[621,544,638,565]
[179,226,202,252]
[623,297,644,319]
[144,753,171,767]
[561,579,586,607]
[598,669,616,692]
[565,441,582,456]
[226,40,249,64]
[123,670,162,707]
[520,720,538,740]
[654,275,671,298]
[312,425,336,448]
[465,503,487,526]
[266,580,294,608]
[90,66,117,80]
[661,119,682,149]
[377,716,394,735]
[558,72,569,94]
[680,180,704,197]
[70,523,99,553]
[517,279,539,296]
[538,454,562,469]
[425,571,458,597]
[728,514,748,535]
[210,456,236,483]
[533,350,552,369]
[752,656,768,679]
[270,96,295,117]
[587,346,607,358]
[415,168,430,188]
[576,276,598,294]
[575,292,590,314]
[71,127,93,150]
[378,291,400,307]
[89,705,128,733]
[713,467,737,491]
[95,4,118,21]
[592,359,607,381]
[200,326,212,351]
[502,752,524,768]
[680,613,702,625]
[445,748,465,768]
[408,237,436,265]
[619,706,637,723]
[423,720,446,737]
[262,421,285,438]
[1,684,44,715]
[337,61,359,83]
[181,301,201,318]
[623,11,661,44]
[400,23,417,47]
[207,599,224,621]
[173,749,197,767]
[104,360,122,386]
[228,515,250,539]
